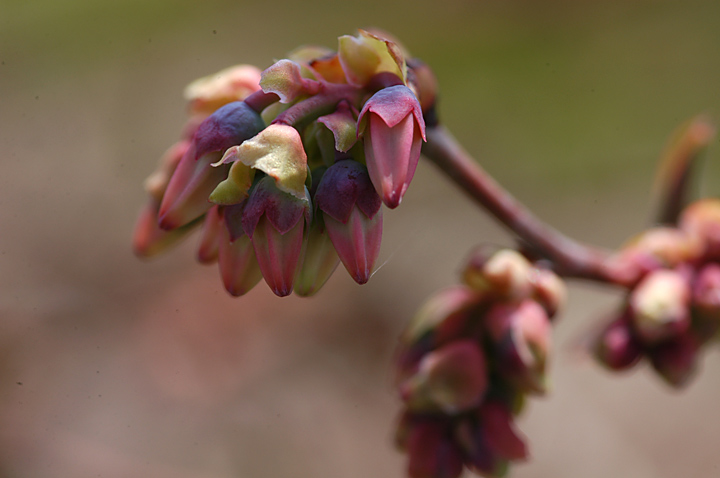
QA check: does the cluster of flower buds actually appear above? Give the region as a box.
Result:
[394,249,566,478]
[133,30,436,296]
[593,198,720,386]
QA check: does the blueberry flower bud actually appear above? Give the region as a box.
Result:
[158,101,265,229]
[196,205,223,264]
[400,340,488,414]
[485,300,552,394]
[314,160,383,284]
[693,263,720,324]
[398,286,484,376]
[529,267,566,319]
[294,216,340,297]
[132,199,201,258]
[680,198,720,260]
[184,64,262,117]
[133,140,198,257]
[629,269,690,344]
[618,227,702,273]
[242,176,311,296]
[649,333,699,387]
[217,203,263,297]
[405,419,463,478]
[592,315,642,371]
[462,249,531,300]
[357,85,426,208]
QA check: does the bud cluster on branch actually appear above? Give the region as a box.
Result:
[132,29,719,478]
[133,30,431,297]
[395,249,565,477]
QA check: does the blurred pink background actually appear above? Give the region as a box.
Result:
[2,1,720,477]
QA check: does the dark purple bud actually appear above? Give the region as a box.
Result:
[592,315,642,371]
[193,101,266,160]
[315,160,383,284]
[649,333,699,388]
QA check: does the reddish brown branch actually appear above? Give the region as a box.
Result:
[422,125,639,287]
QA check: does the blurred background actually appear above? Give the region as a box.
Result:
[2,0,720,476]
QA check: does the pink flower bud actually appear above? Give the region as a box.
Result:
[680,198,720,260]
[405,419,464,478]
[453,417,503,476]
[358,85,426,208]
[618,227,702,272]
[158,101,265,229]
[242,176,310,296]
[314,160,383,284]
[693,263,720,317]
[479,402,528,463]
[485,300,552,394]
[529,267,566,319]
[629,269,690,344]
[463,249,533,300]
[400,340,488,414]
[132,199,201,258]
[143,140,191,202]
[397,286,484,381]
[196,205,223,264]
[592,315,642,371]
[217,203,262,297]
[184,64,262,117]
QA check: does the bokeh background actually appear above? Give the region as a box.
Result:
[2,0,720,477]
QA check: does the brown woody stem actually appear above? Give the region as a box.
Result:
[422,125,640,287]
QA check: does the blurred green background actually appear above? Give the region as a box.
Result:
[2,0,720,477]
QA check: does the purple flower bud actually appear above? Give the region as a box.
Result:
[649,333,699,388]
[217,206,263,297]
[242,176,310,297]
[315,160,383,284]
[358,85,426,208]
[158,101,265,229]
[629,269,690,344]
[485,300,552,394]
[400,339,488,414]
[592,315,642,371]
